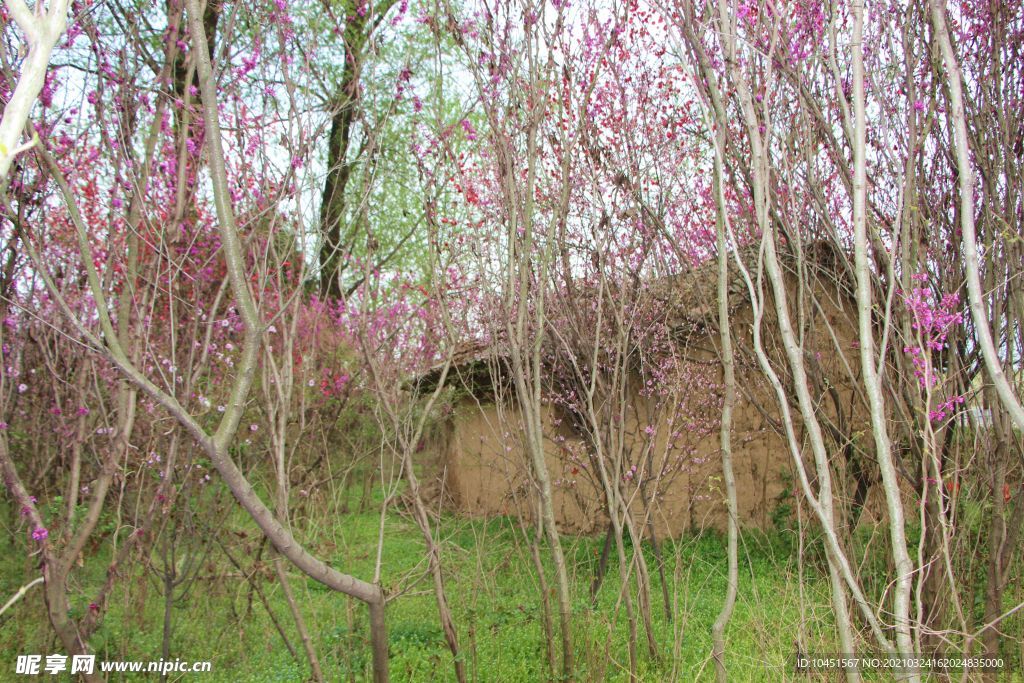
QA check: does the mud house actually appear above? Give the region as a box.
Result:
[420,244,876,538]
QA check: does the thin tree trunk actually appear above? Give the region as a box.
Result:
[612,527,640,681]
[980,427,1024,669]
[590,521,615,604]
[0,439,101,683]
[219,539,299,661]
[526,500,559,680]
[185,4,391,678]
[643,519,672,623]
[678,3,874,669]
[708,98,738,683]
[617,492,659,663]
[590,445,640,680]
[712,0,871,666]
[161,537,175,682]
[0,0,70,179]
[367,598,389,683]
[272,556,324,683]
[533,447,575,680]
[64,365,91,540]
[636,443,672,625]
[674,2,885,666]
[403,458,466,683]
[271,403,325,683]
[506,235,574,679]
[850,2,917,676]
[928,0,1024,433]
[503,52,576,673]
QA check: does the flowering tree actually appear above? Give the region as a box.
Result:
[0,0,69,178]
[1,0,1022,678]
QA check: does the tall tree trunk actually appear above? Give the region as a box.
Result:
[272,555,325,683]
[708,93,739,683]
[0,439,102,683]
[185,4,391,678]
[526,500,559,679]
[928,0,1024,432]
[694,0,889,664]
[160,534,175,682]
[850,2,917,675]
[617,490,659,663]
[403,455,466,683]
[317,7,371,298]
[590,522,615,604]
[642,517,672,623]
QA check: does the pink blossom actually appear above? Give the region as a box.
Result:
[929,395,966,423]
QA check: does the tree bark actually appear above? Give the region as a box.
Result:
[850,2,917,676]
[707,84,738,683]
[928,0,1024,433]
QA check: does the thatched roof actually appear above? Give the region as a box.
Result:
[416,240,854,393]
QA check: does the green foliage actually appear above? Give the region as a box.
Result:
[4,480,1022,680]
[0,492,847,682]
[390,621,444,650]
[770,469,796,536]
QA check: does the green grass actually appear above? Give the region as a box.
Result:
[0,483,1015,681]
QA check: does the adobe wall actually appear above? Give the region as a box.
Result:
[435,372,798,537]
[428,269,878,537]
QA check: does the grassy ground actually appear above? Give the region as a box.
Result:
[0,486,1015,681]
